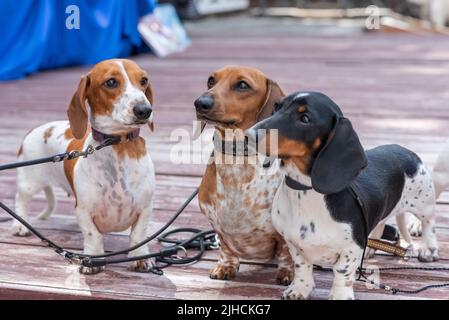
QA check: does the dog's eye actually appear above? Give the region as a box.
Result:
[274,102,282,112]
[207,77,215,89]
[236,81,251,91]
[300,114,310,124]
[140,77,148,86]
[104,78,118,89]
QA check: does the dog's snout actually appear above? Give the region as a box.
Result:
[133,104,152,120]
[194,95,214,113]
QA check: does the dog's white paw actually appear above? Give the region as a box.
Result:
[11,222,31,237]
[418,247,439,262]
[281,284,313,300]
[329,286,355,300]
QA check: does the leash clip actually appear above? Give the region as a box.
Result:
[209,234,220,250]
[59,250,81,265]
[174,246,188,260]
[84,145,95,157]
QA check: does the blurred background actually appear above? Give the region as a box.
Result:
[1,0,449,80]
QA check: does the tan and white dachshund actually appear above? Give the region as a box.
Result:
[193,66,294,284]
[12,59,155,274]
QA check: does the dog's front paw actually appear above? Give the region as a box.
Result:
[329,286,355,300]
[11,222,31,237]
[281,285,312,300]
[79,266,105,275]
[276,267,294,286]
[129,259,151,273]
[210,263,238,280]
[418,247,439,262]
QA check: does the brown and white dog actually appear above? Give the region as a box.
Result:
[193,66,294,284]
[12,59,155,274]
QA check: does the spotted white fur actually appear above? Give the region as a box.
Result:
[407,138,449,236]
[199,146,294,282]
[273,161,438,300]
[12,60,155,273]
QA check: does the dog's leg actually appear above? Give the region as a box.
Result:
[405,213,422,237]
[417,215,439,262]
[329,245,363,300]
[282,243,314,300]
[275,238,294,286]
[76,208,105,274]
[397,213,415,245]
[11,190,34,236]
[407,201,439,262]
[210,235,240,280]
[128,206,152,272]
[365,221,386,259]
[404,169,439,262]
[11,173,44,237]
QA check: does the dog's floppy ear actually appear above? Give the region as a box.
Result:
[145,83,155,132]
[67,75,90,140]
[145,82,154,105]
[256,79,284,122]
[311,117,367,194]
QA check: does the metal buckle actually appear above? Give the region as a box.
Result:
[84,145,95,157]
[209,234,220,250]
[175,246,188,259]
[59,251,81,265]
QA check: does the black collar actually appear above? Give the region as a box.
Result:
[285,176,313,191]
[91,128,140,143]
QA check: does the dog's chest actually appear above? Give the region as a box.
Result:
[272,184,353,265]
[213,164,281,233]
[75,148,154,233]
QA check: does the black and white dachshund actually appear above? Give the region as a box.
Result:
[247,92,439,300]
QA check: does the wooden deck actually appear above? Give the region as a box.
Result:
[1,16,449,300]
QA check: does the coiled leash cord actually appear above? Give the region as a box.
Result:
[0,138,217,274]
[2,140,449,290]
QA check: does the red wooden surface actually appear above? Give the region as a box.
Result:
[1,17,449,299]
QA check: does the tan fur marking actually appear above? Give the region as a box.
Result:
[43,126,55,144]
[199,162,217,206]
[84,60,126,117]
[64,133,89,203]
[64,128,74,140]
[298,105,306,113]
[112,137,147,160]
[17,144,23,157]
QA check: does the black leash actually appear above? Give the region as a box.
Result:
[0,138,217,274]
[0,137,119,172]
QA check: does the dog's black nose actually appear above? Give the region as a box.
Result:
[194,95,214,113]
[133,104,152,120]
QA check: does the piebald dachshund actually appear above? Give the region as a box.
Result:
[13,59,155,274]
[194,66,294,284]
[248,91,439,300]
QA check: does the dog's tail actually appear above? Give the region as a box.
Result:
[37,187,55,220]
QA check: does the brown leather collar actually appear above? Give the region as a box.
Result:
[91,128,140,143]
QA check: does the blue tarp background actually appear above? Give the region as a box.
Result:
[0,0,156,81]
